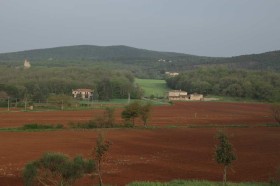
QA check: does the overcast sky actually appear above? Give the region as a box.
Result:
[0,0,280,57]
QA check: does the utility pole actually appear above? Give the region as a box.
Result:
[24,98,27,111]
[128,92,131,104]
[61,100,64,110]
[91,96,93,108]
[7,97,10,111]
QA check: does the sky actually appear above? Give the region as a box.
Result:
[0,0,280,57]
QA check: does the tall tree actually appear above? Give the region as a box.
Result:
[121,101,141,126]
[214,131,237,186]
[97,78,113,101]
[139,102,152,127]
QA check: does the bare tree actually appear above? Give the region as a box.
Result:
[93,133,111,186]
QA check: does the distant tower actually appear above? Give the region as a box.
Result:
[24,59,31,69]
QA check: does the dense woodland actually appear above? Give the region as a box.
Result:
[0,66,143,102]
[166,68,280,102]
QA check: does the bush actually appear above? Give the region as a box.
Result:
[69,107,116,129]
[68,121,98,129]
[0,100,8,107]
[23,162,38,186]
[23,152,95,186]
[94,107,115,128]
[270,167,280,186]
[22,123,64,130]
[123,120,134,128]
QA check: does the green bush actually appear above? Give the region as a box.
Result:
[23,152,95,186]
[68,121,98,129]
[69,108,116,129]
[269,167,280,186]
[123,120,134,128]
[22,123,63,130]
[0,100,8,107]
[23,161,38,186]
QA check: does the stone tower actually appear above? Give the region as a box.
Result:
[24,59,31,69]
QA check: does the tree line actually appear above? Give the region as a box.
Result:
[0,66,143,102]
[166,68,280,102]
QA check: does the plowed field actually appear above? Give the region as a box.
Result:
[0,102,275,128]
[0,102,279,185]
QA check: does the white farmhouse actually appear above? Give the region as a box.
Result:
[72,89,94,100]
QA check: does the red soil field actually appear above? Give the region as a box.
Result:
[0,102,276,128]
[0,128,280,185]
[0,102,279,185]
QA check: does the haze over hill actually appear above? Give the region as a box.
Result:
[0,45,279,78]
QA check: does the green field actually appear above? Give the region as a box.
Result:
[135,78,170,98]
[127,180,268,186]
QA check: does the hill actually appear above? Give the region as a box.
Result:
[0,45,198,61]
[0,45,279,78]
[216,50,280,71]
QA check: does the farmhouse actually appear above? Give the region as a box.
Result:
[165,72,179,77]
[168,90,203,101]
[72,89,94,100]
[168,90,188,101]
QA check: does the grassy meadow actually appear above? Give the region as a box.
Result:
[135,78,170,98]
[127,180,268,186]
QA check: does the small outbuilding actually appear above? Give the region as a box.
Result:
[189,93,204,101]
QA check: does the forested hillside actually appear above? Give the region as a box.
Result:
[0,45,279,79]
[166,68,280,102]
[0,45,196,61]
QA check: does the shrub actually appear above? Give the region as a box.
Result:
[22,123,64,130]
[68,121,98,129]
[23,152,95,186]
[123,120,134,128]
[95,107,115,128]
[270,167,280,186]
